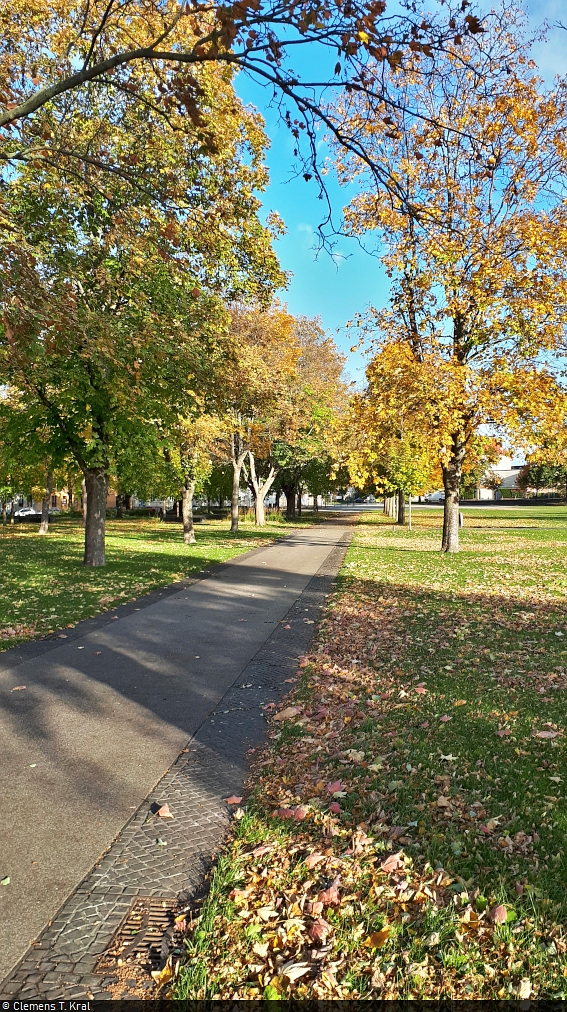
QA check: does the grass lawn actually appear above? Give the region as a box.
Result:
[174,506,567,1000]
[0,513,312,651]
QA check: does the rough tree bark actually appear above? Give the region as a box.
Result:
[83,468,108,566]
[81,478,87,527]
[116,494,124,519]
[441,435,466,553]
[230,432,248,533]
[182,479,196,544]
[248,451,277,527]
[39,469,53,535]
[397,488,405,526]
[282,482,296,519]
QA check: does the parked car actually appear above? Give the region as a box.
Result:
[48,507,61,515]
[424,491,446,503]
[14,506,39,517]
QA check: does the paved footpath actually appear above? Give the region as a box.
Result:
[0,521,352,1000]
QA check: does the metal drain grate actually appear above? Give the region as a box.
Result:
[95,897,198,973]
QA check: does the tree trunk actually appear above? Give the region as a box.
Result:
[230,433,248,534]
[275,489,281,510]
[83,469,108,566]
[441,436,466,553]
[116,494,124,519]
[313,493,319,512]
[68,477,74,511]
[248,452,277,527]
[39,469,53,535]
[297,490,302,517]
[283,484,296,519]
[81,478,87,527]
[1,499,5,526]
[125,494,133,510]
[397,488,405,526]
[182,480,196,544]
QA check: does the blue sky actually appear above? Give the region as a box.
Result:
[235,1,566,384]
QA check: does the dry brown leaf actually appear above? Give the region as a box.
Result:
[274,706,302,721]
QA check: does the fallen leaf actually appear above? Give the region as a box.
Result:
[453,699,467,707]
[294,805,309,821]
[274,706,301,722]
[156,838,167,847]
[437,795,451,808]
[440,715,451,722]
[371,968,385,990]
[534,730,558,739]
[0,876,10,886]
[425,931,440,946]
[490,904,507,924]
[282,961,312,982]
[518,979,531,999]
[253,941,269,958]
[258,906,278,921]
[329,801,342,814]
[151,955,174,986]
[326,780,346,794]
[304,852,325,869]
[388,780,404,792]
[318,876,341,906]
[224,796,243,805]
[309,916,333,941]
[495,729,511,737]
[10,686,26,692]
[415,686,427,694]
[156,803,173,818]
[252,844,272,858]
[364,925,390,947]
[380,852,404,874]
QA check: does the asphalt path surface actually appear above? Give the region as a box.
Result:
[0,521,351,982]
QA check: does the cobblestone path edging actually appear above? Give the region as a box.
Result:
[0,529,352,1000]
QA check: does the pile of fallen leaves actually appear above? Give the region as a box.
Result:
[174,513,567,1000]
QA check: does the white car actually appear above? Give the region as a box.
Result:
[14,506,39,517]
[424,491,446,503]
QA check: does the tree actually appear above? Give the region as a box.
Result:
[271,316,348,519]
[161,416,221,543]
[517,462,567,499]
[220,303,299,531]
[335,9,567,550]
[0,0,484,232]
[0,64,285,565]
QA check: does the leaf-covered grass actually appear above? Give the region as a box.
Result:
[0,513,312,651]
[173,506,567,1000]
